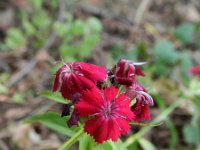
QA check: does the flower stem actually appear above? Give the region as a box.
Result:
[58,128,84,150]
[129,121,163,127]
[117,85,124,97]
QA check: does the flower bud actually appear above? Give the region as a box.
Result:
[114,59,145,86]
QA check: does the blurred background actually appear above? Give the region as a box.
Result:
[0,0,200,149]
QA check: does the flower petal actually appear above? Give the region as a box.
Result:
[79,62,107,83]
[104,86,118,102]
[114,117,130,135]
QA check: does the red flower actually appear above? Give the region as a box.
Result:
[188,66,200,76]
[131,100,150,122]
[126,81,153,122]
[53,62,106,100]
[75,86,134,143]
[115,59,145,86]
[131,92,153,122]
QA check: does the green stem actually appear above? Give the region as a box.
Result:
[125,100,180,147]
[117,85,124,97]
[129,121,163,127]
[58,128,84,150]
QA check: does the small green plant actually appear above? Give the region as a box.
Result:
[54,15,102,61]
[175,23,194,44]
[175,22,200,48]
[181,78,200,148]
[1,0,102,62]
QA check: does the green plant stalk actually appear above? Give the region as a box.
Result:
[58,127,84,150]
[117,85,124,97]
[129,121,163,127]
[125,100,180,147]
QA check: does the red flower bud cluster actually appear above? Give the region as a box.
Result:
[53,59,153,143]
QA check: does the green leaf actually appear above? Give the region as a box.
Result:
[78,34,99,58]
[195,22,200,33]
[97,143,113,150]
[79,133,94,150]
[166,119,178,149]
[30,0,43,9]
[183,123,200,145]
[107,140,128,150]
[180,51,193,70]
[195,22,200,48]
[153,40,179,64]
[175,23,194,43]
[139,138,157,150]
[180,51,193,81]
[50,0,58,8]
[186,78,200,96]
[12,92,25,104]
[79,135,127,150]
[86,17,102,33]
[54,22,69,37]
[40,91,69,104]
[183,97,200,147]
[79,134,113,150]
[59,45,77,61]
[154,63,168,76]
[95,139,127,150]
[24,112,74,137]
[32,10,51,28]
[0,73,9,83]
[5,28,26,49]
[73,20,85,35]
[0,83,8,94]
[59,128,84,150]
[22,20,36,36]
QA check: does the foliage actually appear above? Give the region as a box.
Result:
[0,0,102,63]
[4,28,26,50]
[55,16,102,61]
[153,39,179,65]
[175,23,194,43]
[182,78,200,146]
[24,112,75,137]
[40,91,69,104]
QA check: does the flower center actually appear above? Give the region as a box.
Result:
[102,101,115,119]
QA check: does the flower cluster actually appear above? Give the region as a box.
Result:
[53,59,153,143]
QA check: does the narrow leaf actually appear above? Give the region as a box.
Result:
[139,138,157,150]
[40,91,69,104]
[24,112,74,137]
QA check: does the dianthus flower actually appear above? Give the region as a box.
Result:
[52,59,155,148]
[75,86,134,143]
[114,59,145,86]
[126,81,153,122]
[53,62,106,100]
